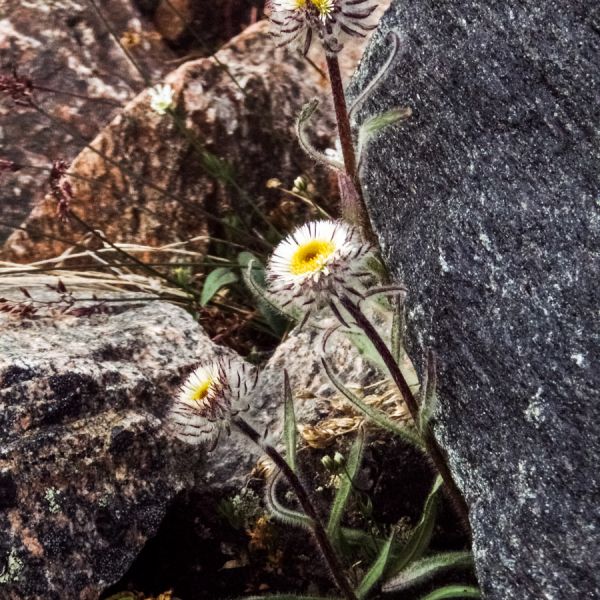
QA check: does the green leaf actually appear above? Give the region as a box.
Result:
[385,476,443,577]
[340,526,385,558]
[283,370,297,472]
[240,594,341,600]
[200,267,238,306]
[357,107,412,158]
[264,471,313,530]
[418,349,438,434]
[238,253,290,336]
[200,149,234,183]
[382,551,474,594]
[327,426,366,549]
[418,585,481,600]
[356,529,395,599]
[342,328,387,372]
[321,357,424,450]
[238,251,266,283]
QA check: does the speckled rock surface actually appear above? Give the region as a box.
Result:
[1,20,339,264]
[0,0,174,242]
[0,279,389,598]
[0,281,226,599]
[349,1,600,598]
[203,318,383,493]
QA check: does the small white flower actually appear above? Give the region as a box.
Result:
[267,0,377,55]
[149,83,175,115]
[168,357,256,447]
[266,219,373,313]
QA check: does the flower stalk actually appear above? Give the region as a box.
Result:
[232,415,359,600]
[325,55,375,242]
[337,294,471,528]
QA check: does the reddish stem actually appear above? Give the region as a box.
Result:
[325,55,375,242]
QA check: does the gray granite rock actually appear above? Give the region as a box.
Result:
[0,281,237,599]
[349,1,600,598]
[0,279,382,598]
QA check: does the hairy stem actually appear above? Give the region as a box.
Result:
[337,295,471,529]
[325,55,374,243]
[232,416,358,600]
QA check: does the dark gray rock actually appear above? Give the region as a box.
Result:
[349,1,600,598]
[0,278,386,598]
[0,281,232,599]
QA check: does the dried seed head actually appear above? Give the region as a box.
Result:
[0,159,19,174]
[0,69,33,106]
[267,0,377,55]
[49,159,73,222]
[168,357,257,448]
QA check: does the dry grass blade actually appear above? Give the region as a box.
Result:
[0,237,215,307]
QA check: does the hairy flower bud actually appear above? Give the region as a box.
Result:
[168,357,257,448]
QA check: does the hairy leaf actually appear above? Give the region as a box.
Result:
[322,357,424,450]
[418,585,481,600]
[385,476,443,577]
[357,107,412,159]
[327,426,366,549]
[357,530,395,599]
[391,299,405,365]
[382,551,473,593]
[239,254,291,335]
[200,267,238,306]
[296,99,344,171]
[241,594,341,600]
[342,328,387,372]
[283,370,297,472]
[265,471,313,530]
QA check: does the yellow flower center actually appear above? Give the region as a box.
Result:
[290,239,335,275]
[191,379,213,403]
[309,0,333,16]
[294,0,306,8]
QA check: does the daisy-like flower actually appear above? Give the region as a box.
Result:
[168,357,257,448]
[149,83,175,115]
[267,0,377,55]
[266,219,373,315]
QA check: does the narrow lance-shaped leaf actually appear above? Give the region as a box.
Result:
[283,370,297,472]
[327,426,366,548]
[418,585,481,600]
[418,349,439,434]
[357,107,412,161]
[321,357,424,450]
[356,529,395,599]
[200,267,238,306]
[264,471,313,530]
[342,327,387,372]
[245,595,343,600]
[385,476,443,577]
[382,551,474,594]
[239,254,292,335]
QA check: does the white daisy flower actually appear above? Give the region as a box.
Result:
[168,357,256,448]
[266,219,373,314]
[149,83,175,116]
[267,0,377,55]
